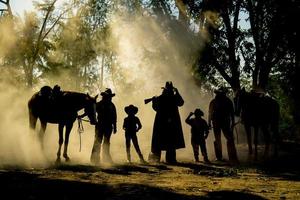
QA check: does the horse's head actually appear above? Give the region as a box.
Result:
[84,93,98,125]
[234,88,246,117]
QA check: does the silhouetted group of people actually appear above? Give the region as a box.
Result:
[41,81,239,165]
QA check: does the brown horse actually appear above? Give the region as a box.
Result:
[234,88,279,160]
[28,86,97,162]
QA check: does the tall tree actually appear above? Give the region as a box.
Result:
[193,0,243,92]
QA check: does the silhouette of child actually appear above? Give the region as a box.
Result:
[185,108,210,163]
[123,105,146,164]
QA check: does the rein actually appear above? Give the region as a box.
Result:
[77,117,90,152]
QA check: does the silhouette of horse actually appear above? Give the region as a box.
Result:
[234,88,279,160]
[28,86,97,162]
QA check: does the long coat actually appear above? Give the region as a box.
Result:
[151,91,185,152]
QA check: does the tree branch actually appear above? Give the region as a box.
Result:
[214,62,232,86]
[42,7,71,40]
[233,0,241,35]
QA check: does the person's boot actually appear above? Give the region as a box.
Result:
[194,154,200,162]
[103,143,113,164]
[139,155,147,164]
[126,148,131,163]
[166,150,177,164]
[203,155,210,163]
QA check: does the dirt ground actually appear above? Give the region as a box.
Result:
[1,142,300,200]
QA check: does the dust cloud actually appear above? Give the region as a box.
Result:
[0,4,237,168]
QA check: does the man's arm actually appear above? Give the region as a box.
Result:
[136,117,142,131]
[229,98,235,129]
[185,112,193,125]
[151,96,159,111]
[208,100,214,128]
[112,104,117,133]
[123,118,126,130]
[203,120,209,138]
[174,88,184,107]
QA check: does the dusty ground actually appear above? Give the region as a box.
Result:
[1,143,300,200]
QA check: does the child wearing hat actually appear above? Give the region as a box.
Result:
[123,104,146,163]
[185,108,210,163]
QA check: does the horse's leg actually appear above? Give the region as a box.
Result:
[244,124,252,155]
[254,126,259,161]
[29,110,37,130]
[271,121,279,158]
[39,121,47,150]
[56,124,64,163]
[63,123,73,162]
[262,125,271,160]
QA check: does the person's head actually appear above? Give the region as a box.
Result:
[53,85,61,93]
[214,87,228,97]
[162,81,175,96]
[101,88,115,101]
[40,85,52,98]
[194,108,204,118]
[125,104,138,116]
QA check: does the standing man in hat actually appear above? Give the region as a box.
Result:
[91,88,117,164]
[208,87,238,163]
[149,81,185,164]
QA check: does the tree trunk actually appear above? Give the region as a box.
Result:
[175,0,189,28]
[100,54,105,90]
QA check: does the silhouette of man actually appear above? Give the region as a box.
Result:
[186,108,210,163]
[39,85,52,99]
[90,88,117,164]
[208,87,238,163]
[52,85,62,99]
[149,81,185,164]
[123,104,146,163]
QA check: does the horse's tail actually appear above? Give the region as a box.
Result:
[28,98,37,130]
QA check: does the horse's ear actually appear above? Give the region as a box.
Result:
[95,94,98,100]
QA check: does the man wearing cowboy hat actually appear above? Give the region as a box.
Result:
[123,104,146,163]
[90,88,117,164]
[208,87,238,163]
[149,81,185,164]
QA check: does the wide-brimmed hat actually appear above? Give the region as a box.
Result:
[162,81,174,91]
[101,88,115,97]
[125,104,138,115]
[214,86,228,94]
[194,108,204,116]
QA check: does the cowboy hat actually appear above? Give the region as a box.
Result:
[101,88,115,97]
[162,81,175,90]
[214,86,229,94]
[194,108,204,117]
[124,104,138,115]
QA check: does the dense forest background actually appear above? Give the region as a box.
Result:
[0,0,298,141]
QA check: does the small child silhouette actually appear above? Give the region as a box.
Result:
[123,105,146,164]
[185,108,210,163]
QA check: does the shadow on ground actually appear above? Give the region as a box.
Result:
[0,170,266,200]
[49,163,170,175]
